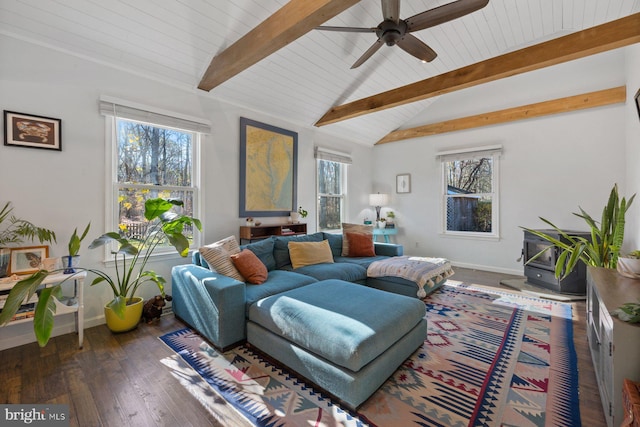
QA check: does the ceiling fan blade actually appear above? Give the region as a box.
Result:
[396,34,437,62]
[381,0,401,23]
[316,25,377,33]
[351,39,384,68]
[406,0,489,33]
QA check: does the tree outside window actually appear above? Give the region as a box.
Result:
[317,159,345,231]
[115,118,198,249]
[442,152,499,237]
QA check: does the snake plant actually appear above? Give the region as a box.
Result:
[521,184,635,279]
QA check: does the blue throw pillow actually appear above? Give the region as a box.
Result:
[244,238,276,271]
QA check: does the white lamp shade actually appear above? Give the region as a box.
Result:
[369,193,389,206]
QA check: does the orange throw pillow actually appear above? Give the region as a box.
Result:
[230,249,268,284]
[345,232,375,257]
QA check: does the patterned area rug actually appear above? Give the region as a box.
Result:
[159,282,580,427]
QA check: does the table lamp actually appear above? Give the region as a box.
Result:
[369,193,389,221]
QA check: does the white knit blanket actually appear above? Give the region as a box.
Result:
[367,256,454,298]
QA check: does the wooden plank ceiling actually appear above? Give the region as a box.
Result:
[1,0,639,146]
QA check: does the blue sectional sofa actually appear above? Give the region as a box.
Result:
[172,231,430,409]
[171,231,420,350]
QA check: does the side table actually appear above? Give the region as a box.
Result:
[373,227,398,243]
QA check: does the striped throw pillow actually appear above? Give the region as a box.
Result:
[199,236,245,282]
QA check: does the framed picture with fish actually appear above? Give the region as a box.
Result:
[9,246,49,275]
[3,111,62,151]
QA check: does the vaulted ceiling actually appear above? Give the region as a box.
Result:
[1,0,639,145]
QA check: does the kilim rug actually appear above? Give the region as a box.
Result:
[159,281,581,427]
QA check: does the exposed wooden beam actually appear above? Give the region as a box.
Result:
[316,12,640,127]
[376,86,626,144]
[198,0,361,92]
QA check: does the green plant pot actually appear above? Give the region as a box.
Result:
[104,297,144,333]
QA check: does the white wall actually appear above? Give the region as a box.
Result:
[0,34,372,348]
[373,49,632,275]
[625,44,640,252]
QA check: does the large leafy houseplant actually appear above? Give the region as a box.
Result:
[0,201,57,247]
[0,198,201,346]
[0,201,57,277]
[522,184,635,279]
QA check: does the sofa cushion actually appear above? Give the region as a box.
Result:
[323,232,344,257]
[293,262,367,283]
[288,240,334,269]
[341,223,373,256]
[345,231,375,257]
[243,237,276,271]
[245,270,318,314]
[199,236,244,281]
[334,255,390,269]
[273,233,324,268]
[231,249,268,284]
[248,279,426,372]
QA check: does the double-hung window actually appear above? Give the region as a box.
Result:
[315,148,351,231]
[100,97,209,253]
[439,146,501,239]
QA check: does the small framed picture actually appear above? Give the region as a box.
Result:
[396,174,411,193]
[4,110,62,151]
[9,246,49,276]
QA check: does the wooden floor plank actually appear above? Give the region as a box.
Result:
[0,267,606,426]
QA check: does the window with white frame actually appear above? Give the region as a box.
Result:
[100,97,209,252]
[315,148,351,231]
[439,146,501,238]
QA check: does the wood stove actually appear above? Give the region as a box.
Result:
[523,229,591,295]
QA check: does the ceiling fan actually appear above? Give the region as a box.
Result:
[316,0,489,68]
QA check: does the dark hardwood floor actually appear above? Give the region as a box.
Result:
[0,267,605,426]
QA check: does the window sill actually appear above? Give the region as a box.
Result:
[438,232,500,242]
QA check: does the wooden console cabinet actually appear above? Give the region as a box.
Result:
[587,267,640,427]
[239,223,307,243]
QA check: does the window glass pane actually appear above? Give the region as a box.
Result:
[117,119,193,186]
[318,160,342,195]
[319,195,342,230]
[446,195,493,232]
[445,158,492,194]
[117,187,195,248]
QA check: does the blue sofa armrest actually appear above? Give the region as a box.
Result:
[172,264,247,350]
[374,242,403,257]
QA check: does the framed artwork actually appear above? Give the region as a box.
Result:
[9,246,49,276]
[635,88,640,121]
[396,173,411,193]
[3,110,62,151]
[239,117,297,217]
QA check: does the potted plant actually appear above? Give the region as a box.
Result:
[616,250,640,279]
[0,201,57,277]
[298,206,308,219]
[612,302,640,323]
[377,217,386,229]
[61,222,91,273]
[0,198,201,345]
[521,184,635,279]
[386,211,396,227]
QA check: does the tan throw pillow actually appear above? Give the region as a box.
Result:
[230,249,268,285]
[341,223,374,256]
[288,240,334,269]
[345,232,375,257]
[199,236,245,281]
